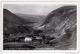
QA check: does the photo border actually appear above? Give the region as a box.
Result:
[0,1,79,54]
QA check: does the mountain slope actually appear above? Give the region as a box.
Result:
[3,9,35,35]
[38,6,77,50]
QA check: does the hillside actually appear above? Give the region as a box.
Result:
[38,6,77,50]
[3,9,36,35]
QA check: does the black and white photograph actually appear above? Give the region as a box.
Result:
[3,4,77,50]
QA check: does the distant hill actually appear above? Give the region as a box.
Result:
[15,13,46,26]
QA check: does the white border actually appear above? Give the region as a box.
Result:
[0,1,79,54]
[1,0,78,2]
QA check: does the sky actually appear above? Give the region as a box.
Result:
[4,4,64,15]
